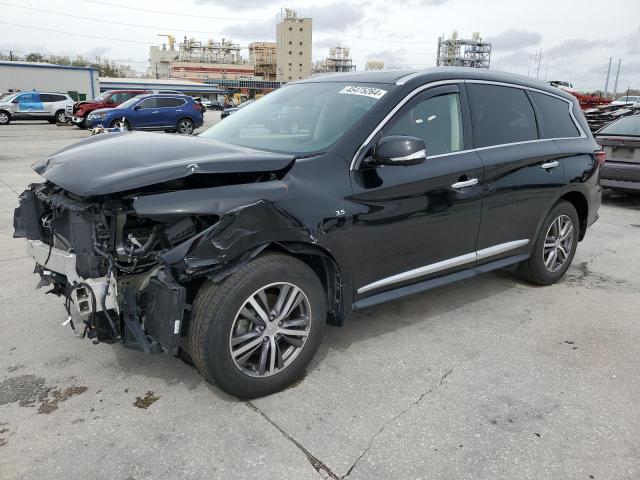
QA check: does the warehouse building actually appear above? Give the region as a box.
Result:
[0,61,99,100]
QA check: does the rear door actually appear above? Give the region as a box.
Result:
[466,83,565,262]
[348,84,485,297]
[157,97,184,127]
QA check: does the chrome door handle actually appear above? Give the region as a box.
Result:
[541,160,559,169]
[451,178,479,189]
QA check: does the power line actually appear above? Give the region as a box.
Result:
[0,21,156,45]
[76,0,264,22]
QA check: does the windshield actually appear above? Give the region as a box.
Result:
[0,93,17,103]
[93,91,112,102]
[599,116,640,136]
[116,96,143,109]
[200,82,392,154]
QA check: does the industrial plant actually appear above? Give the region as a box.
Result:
[314,46,356,73]
[436,31,492,69]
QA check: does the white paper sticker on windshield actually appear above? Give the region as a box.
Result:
[338,86,387,100]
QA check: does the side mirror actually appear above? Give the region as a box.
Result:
[11,98,19,104]
[366,135,427,166]
[133,105,141,111]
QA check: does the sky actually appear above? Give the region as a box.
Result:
[0,0,639,92]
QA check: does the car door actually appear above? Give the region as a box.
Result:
[465,82,565,262]
[131,97,160,129]
[157,97,182,128]
[15,92,46,118]
[348,84,484,297]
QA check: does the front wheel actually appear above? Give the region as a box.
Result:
[0,111,10,125]
[110,118,130,131]
[189,253,326,398]
[517,200,579,285]
[177,118,194,134]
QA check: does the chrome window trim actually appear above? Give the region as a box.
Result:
[350,78,586,171]
[389,148,427,162]
[356,239,530,294]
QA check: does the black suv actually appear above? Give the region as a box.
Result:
[13,68,602,397]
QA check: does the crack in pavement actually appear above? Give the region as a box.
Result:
[0,177,19,195]
[246,401,340,479]
[342,367,454,479]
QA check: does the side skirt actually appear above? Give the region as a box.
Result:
[352,254,529,310]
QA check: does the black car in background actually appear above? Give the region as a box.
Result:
[220,99,254,119]
[595,115,640,192]
[13,68,602,398]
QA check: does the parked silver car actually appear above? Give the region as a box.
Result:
[0,91,73,125]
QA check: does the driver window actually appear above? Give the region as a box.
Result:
[386,93,464,157]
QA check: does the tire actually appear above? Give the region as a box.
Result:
[176,117,194,134]
[517,200,579,285]
[189,253,326,398]
[110,118,130,131]
[0,111,10,125]
[54,110,67,123]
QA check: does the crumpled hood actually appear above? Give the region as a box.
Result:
[32,131,294,197]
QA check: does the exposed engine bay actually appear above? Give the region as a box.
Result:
[13,181,226,353]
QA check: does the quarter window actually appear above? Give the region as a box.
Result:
[467,84,538,147]
[530,92,580,138]
[385,93,464,156]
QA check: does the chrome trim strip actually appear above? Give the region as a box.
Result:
[475,239,530,260]
[351,78,586,170]
[390,148,426,162]
[357,239,530,294]
[357,252,476,294]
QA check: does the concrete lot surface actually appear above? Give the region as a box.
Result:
[0,118,639,480]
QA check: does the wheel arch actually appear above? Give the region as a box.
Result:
[532,187,590,245]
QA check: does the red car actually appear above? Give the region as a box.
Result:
[68,90,149,128]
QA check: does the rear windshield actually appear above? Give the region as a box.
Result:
[599,115,640,137]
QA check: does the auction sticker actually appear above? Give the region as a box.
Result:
[338,86,387,99]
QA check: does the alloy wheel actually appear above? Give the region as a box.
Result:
[543,214,574,272]
[0,112,8,124]
[56,111,67,123]
[229,282,312,377]
[178,119,194,134]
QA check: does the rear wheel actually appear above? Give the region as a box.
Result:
[518,200,579,285]
[177,117,194,134]
[54,110,67,123]
[0,111,10,125]
[189,253,326,398]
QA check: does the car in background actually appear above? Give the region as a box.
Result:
[595,114,640,192]
[200,98,213,109]
[86,93,203,134]
[610,96,640,108]
[191,97,207,114]
[0,91,73,125]
[68,90,149,128]
[221,99,254,119]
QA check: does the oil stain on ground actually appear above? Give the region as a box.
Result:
[133,391,160,409]
[38,386,89,414]
[0,374,88,414]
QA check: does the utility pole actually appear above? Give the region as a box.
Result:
[603,57,612,98]
[612,58,621,100]
[544,54,549,80]
[527,54,532,76]
[536,49,543,79]
[9,50,13,60]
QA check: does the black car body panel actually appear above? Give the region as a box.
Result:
[32,132,294,196]
[13,67,601,356]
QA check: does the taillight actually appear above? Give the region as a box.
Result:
[594,150,606,166]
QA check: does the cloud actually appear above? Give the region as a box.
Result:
[194,0,280,10]
[297,3,365,32]
[364,48,411,67]
[488,29,542,51]
[546,38,607,59]
[223,20,276,42]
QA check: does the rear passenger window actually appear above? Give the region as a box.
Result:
[386,93,464,156]
[530,92,580,138]
[158,98,183,108]
[468,84,538,148]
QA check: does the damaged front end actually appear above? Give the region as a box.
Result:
[13,182,217,353]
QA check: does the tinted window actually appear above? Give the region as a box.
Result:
[598,116,640,136]
[386,93,464,156]
[531,92,579,138]
[40,94,54,102]
[468,84,538,147]
[138,98,158,109]
[157,97,184,108]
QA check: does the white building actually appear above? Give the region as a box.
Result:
[0,61,99,100]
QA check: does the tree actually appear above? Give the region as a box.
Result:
[25,53,45,63]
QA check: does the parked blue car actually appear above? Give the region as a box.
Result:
[87,94,203,134]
